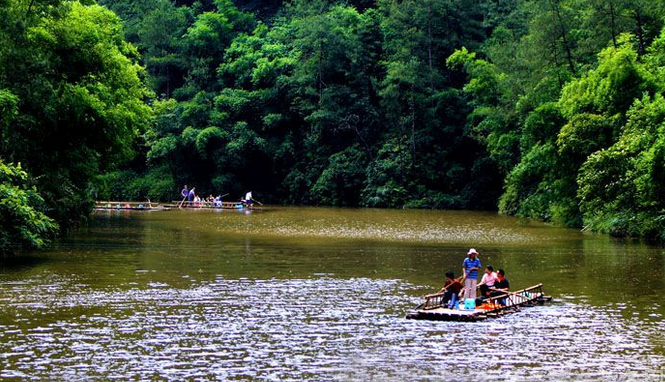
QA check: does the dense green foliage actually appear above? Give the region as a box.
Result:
[0,161,58,255]
[452,0,665,239]
[6,0,665,247]
[0,0,151,253]
[98,0,503,209]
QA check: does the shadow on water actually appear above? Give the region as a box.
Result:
[0,254,50,273]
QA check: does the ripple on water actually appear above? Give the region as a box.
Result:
[1,277,664,381]
[272,224,536,245]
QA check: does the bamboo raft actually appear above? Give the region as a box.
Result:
[406,284,552,322]
[94,201,171,211]
[94,201,262,211]
[166,200,262,210]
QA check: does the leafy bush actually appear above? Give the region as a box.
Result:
[310,146,367,206]
[0,161,58,256]
[577,94,665,239]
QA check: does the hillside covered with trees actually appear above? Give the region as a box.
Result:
[3,0,665,254]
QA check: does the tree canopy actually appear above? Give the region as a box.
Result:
[0,0,151,254]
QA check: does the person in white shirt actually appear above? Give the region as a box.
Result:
[477,265,498,300]
[243,191,253,207]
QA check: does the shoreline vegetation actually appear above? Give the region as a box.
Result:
[3,0,665,255]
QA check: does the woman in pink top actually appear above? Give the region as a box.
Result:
[477,265,498,299]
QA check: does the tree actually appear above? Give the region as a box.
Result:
[575,29,665,239]
[0,160,58,256]
[368,0,497,209]
[0,1,152,227]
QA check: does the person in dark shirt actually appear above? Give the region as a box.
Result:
[489,269,510,305]
[437,271,463,309]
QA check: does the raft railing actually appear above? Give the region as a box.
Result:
[421,283,545,310]
[95,201,159,209]
[422,292,446,310]
[175,200,242,208]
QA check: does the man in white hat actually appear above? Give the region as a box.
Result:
[462,248,482,300]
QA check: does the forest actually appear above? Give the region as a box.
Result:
[2,0,665,254]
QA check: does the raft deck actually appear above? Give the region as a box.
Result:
[166,201,263,210]
[94,201,171,211]
[406,284,551,322]
[94,201,262,211]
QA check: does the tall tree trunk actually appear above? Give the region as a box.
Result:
[549,0,576,76]
[166,65,171,99]
[353,124,374,161]
[427,2,433,91]
[318,39,324,104]
[26,0,36,19]
[634,8,646,56]
[410,85,416,169]
[609,2,618,49]
[549,5,564,88]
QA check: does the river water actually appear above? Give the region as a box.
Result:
[1,207,664,381]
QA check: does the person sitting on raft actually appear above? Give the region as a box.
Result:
[488,269,510,305]
[476,265,498,299]
[431,271,463,309]
[214,195,222,208]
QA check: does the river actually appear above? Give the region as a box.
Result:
[1,207,664,380]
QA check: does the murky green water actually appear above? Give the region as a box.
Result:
[1,207,665,380]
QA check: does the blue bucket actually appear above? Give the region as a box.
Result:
[464,299,476,310]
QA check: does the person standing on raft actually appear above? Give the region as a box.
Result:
[243,191,253,207]
[462,248,481,300]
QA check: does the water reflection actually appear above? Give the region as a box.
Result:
[1,207,664,380]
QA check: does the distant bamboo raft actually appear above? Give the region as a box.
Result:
[94,201,170,211]
[406,284,552,322]
[168,200,262,210]
[94,201,262,211]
